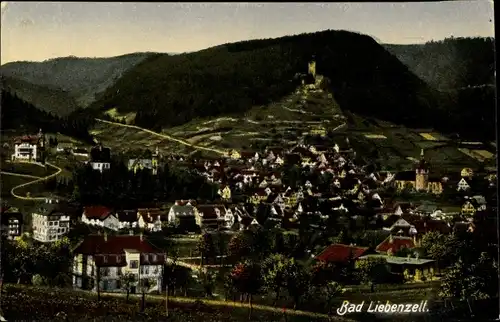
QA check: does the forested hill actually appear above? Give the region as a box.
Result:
[385,37,496,141]
[1,90,94,143]
[87,29,444,132]
[384,37,495,90]
[0,52,155,108]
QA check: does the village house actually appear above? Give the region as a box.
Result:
[358,254,437,281]
[90,143,111,172]
[32,199,71,243]
[0,206,23,239]
[195,204,233,230]
[72,148,89,158]
[167,200,197,229]
[461,195,487,217]
[375,235,416,256]
[315,244,372,265]
[137,208,167,232]
[128,147,161,175]
[11,129,46,163]
[456,177,472,192]
[217,185,232,201]
[72,234,165,293]
[56,142,74,153]
[81,206,118,231]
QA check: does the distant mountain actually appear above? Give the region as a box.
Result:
[384,37,495,90]
[0,76,80,116]
[0,52,156,110]
[86,29,445,133]
[384,37,496,140]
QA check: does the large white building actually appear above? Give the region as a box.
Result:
[32,199,71,242]
[72,234,165,293]
[11,129,46,162]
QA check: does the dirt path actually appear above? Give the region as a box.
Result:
[7,162,62,201]
[95,119,228,156]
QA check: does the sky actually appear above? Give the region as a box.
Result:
[0,1,495,64]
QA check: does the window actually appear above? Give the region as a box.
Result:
[144,266,149,275]
[103,255,108,264]
[153,266,158,274]
[151,254,157,262]
[130,260,139,269]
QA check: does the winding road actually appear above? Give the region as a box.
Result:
[1,162,62,201]
[95,118,228,156]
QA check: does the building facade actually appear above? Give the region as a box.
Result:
[32,200,71,242]
[11,129,46,163]
[72,235,165,293]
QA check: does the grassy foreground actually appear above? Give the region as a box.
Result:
[1,284,352,322]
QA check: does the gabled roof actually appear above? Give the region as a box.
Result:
[115,210,137,223]
[376,235,415,253]
[316,244,369,263]
[73,235,165,266]
[83,206,113,220]
[137,208,166,223]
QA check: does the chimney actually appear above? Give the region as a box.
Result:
[104,232,107,242]
[140,233,143,241]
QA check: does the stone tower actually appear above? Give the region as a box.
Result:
[415,149,429,191]
[152,146,159,175]
[308,59,316,79]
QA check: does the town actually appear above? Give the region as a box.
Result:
[1,102,497,320]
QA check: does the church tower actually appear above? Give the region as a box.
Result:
[152,146,159,175]
[415,149,429,191]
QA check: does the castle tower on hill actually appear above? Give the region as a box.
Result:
[415,149,429,191]
[308,59,316,79]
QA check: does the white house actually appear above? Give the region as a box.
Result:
[90,144,111,172]
[12,131,45,162]
[167,201,197,228]
[72,234,165,293]
[32,199,71,243]
[72,148,89,158]
[137,208,167,232]
[457,178,471,191]
[82,206,120,231]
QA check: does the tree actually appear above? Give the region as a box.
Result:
[439,252,498,301]
[139,278,157,312]
[261,254,293,305]
[355,257,389,292]
[229,261,263,317]
[285,261,311,309]
[119,272,137,302]
[197,233,216,266]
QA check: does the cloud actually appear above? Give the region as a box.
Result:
[19,18,35,28]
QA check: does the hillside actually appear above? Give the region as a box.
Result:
[87,30,444,133]
[0,90,94,144]
[384,37,496,141]
[0,76,80,116]
[0,52,155,109]
[384,37,495,90]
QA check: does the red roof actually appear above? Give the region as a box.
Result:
[316,244,369,263]
[376,236,415,254]
[83,206,113,220]
[73,235,165,266]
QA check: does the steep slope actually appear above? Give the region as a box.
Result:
[385,37,496,141]
[0,52,155,108]
[0,76,80,116]
[1,90,94,144]
[88,29,444,133]
[384,37,495,90]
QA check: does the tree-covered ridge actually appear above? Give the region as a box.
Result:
[0,76,81,116]
[0,52,155,107]
[384,37,495,90]
[0,90,94,143]
[89,29,443,131]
